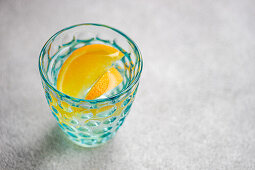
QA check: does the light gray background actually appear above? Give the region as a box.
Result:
[0,0,255,169]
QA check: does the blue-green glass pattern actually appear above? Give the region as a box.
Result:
[39,23,143,147]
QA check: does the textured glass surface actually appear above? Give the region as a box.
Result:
[39,23,143,147]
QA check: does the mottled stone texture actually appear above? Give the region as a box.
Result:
[0,0,255,169]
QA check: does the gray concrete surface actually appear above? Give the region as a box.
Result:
[1,0,255,169]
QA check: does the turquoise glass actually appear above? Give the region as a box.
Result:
[38,23,143,147]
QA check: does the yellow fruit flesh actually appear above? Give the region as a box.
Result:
[57,44,124,99]
[85,67,123,100]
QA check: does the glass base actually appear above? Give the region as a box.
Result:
[62,129,116,147]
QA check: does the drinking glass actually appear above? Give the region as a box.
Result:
[38,23,143,147]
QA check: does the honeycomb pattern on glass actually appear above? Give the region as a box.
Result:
[39,24,142,147]
[43,80,138,147]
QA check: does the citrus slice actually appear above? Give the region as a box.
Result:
[85,67,123,100]
[57,44,124,98]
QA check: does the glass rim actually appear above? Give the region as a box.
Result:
[39,23,143,103]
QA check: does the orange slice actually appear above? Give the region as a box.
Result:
[57,44,124,98]
[85,67,123,100]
